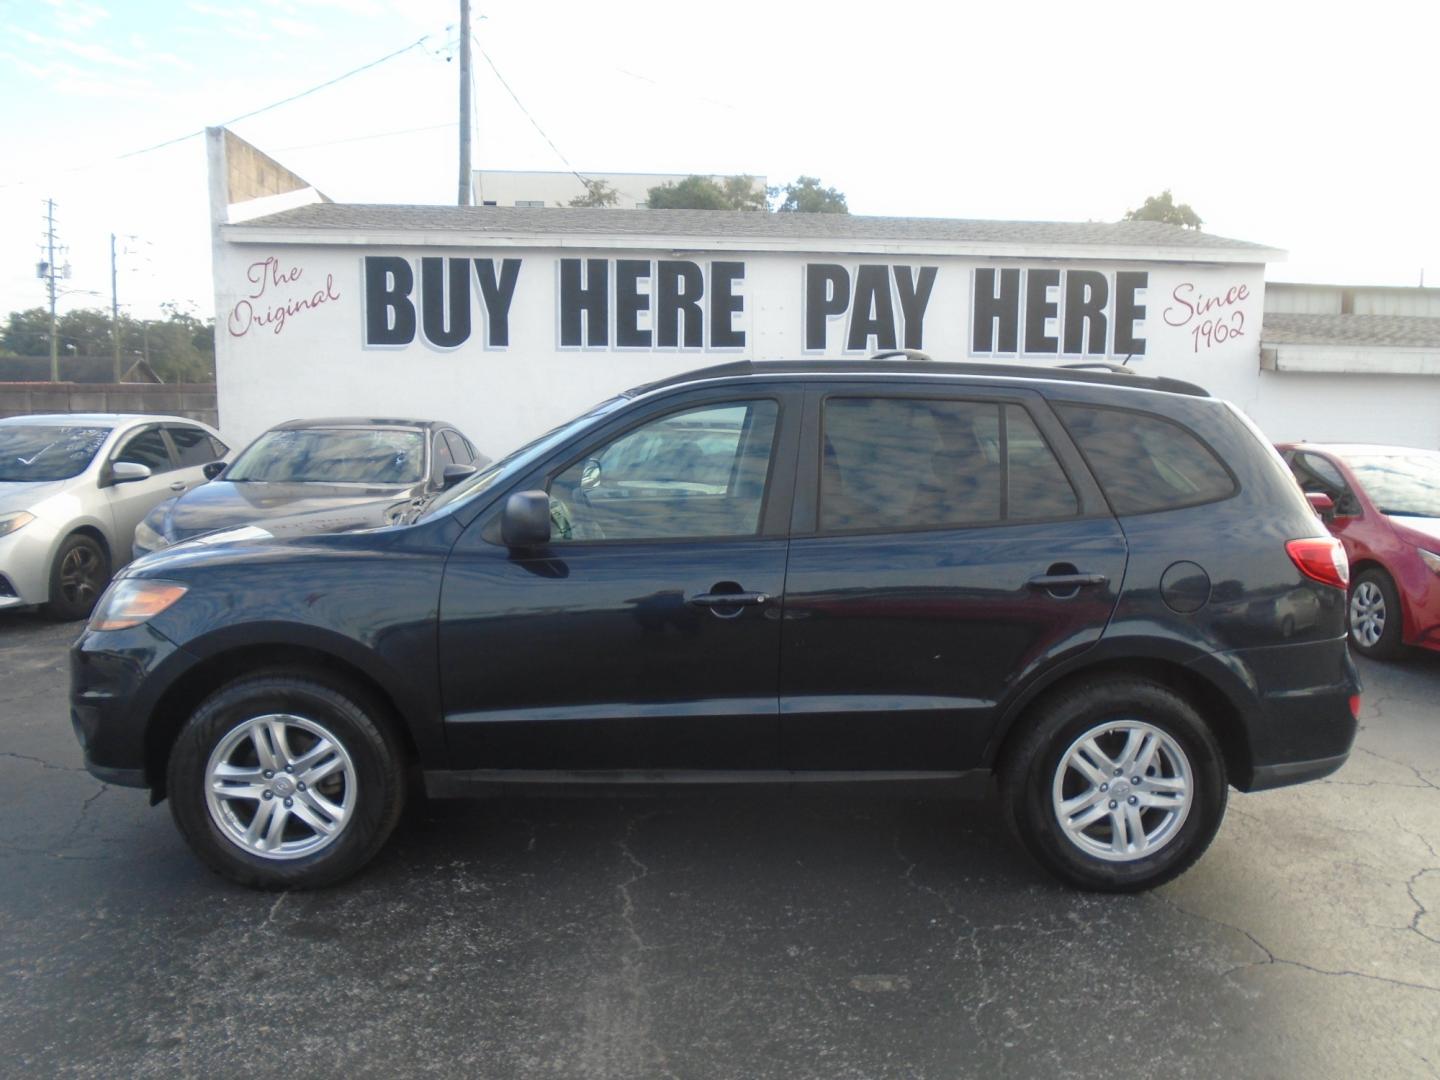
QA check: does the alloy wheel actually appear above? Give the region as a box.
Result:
[204,714,357,860]
[1051,720,1193,862]
[1350,581,1386,648]
[59,545,104,606]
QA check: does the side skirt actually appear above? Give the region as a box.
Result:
[423,768,993,800]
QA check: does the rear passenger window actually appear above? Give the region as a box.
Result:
[1055,403,1235,515]
[819,398,1077,533]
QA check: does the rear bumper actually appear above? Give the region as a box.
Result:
[1187,634,1360,792]
[1247,752,1350,791]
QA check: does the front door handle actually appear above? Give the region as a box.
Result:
[168,481,187,492]
[688,591,770,608]
[1026,573,1108,590]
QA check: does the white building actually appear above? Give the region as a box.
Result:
[207,130,1440,455]
[473,170,767,210]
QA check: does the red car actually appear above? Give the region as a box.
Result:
[1278,443,1440,658]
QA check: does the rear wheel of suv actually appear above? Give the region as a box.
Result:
[167,670,407,889]
[1348,568,1404,660]
[999,677,1227,892]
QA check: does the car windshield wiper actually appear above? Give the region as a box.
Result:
[394,492,440,525]
[1380,508,1440,518]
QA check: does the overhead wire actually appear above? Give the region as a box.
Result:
[474,39,590,187]
[0,31,442,188]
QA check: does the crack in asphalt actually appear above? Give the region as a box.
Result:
[1354,747,1440,792]
[0,752,87,773]
[1405,868,1440,946]
[1154,892,1440,995]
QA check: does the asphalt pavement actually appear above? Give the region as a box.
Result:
[1,612,1437,1079]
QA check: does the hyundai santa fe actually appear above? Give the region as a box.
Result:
[69,359,1360,892]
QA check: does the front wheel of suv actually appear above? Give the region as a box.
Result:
[999,677,1228,892]
[167,670,407,889]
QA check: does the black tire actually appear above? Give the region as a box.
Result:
[42,532,111,621]
[167,670,407,889]
[998,677,1228,892]
[1348,568,1404,660]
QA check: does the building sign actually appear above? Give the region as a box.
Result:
[348,254,1264,364]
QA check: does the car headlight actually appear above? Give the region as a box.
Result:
[87,579,188,631]
[133,514,171,553]
[0,511,35,538]
[1420,548,1440,574]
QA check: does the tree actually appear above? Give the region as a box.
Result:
[0,304,216,382]
[774,176,848,214]
[567,179,620,208]
[1124,189,1203,230]
[646,174,767,211]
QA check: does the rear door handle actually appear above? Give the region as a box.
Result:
[1026,573,1108,590]
[688,591,770,608]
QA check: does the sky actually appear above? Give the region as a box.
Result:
[1,0,1437,323]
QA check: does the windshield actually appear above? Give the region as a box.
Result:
[1347,451,1440,518]
[419,395,630,519]
[0,425,110,482]
[227,428,425,485]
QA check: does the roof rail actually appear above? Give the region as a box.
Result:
[870,349,934,362]
[1057,361,1135,374]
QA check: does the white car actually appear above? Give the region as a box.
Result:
[0,414,230,619]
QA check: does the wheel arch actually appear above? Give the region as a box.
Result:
[144,640,421,803]
[986,647,1254,789]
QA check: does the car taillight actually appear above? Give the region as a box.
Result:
[1286,537,1350,590]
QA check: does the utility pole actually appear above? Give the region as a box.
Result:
[110,233,122,383]
[41,200,60,382]
[457,0,472,206]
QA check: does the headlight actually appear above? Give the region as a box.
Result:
[133,515,171,553]
[0,511,35,538]
[1420,548,1440,574]
[87,579,188,632]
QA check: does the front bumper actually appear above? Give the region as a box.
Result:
[0,520,63,607]
[70,621,196,790]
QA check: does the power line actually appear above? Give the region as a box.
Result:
[0,32,442,188]
[118,33,436,161]
[274,122,458,153]
[475,39,589,186]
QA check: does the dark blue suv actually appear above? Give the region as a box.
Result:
[70,359,1360,891]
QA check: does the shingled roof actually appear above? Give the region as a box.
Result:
[225,204,1276,258]
[1261,313,1440,349]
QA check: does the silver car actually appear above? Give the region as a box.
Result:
[0,414,229,619]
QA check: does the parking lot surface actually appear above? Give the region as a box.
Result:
[1,613,1437,1079]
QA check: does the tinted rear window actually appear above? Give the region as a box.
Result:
[819,397,1078,533]
[1055,403,1235,515]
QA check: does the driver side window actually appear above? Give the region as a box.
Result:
[546,400,779,542]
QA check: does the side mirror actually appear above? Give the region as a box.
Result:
[1334,493,1361,519]
[442,463,477,490]
[203,461,226,480]
[1305,491,1335,515]
[110,461,152,485]
[501,491,551,547]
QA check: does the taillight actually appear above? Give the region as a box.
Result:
[1286,537,1350,590]
[1349,694,1362,719]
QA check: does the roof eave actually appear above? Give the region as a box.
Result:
[219,225,1281,265]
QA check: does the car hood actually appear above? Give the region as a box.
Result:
[162,480,416,542]
[0,478,73,511]
[1388,515,1440,548]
